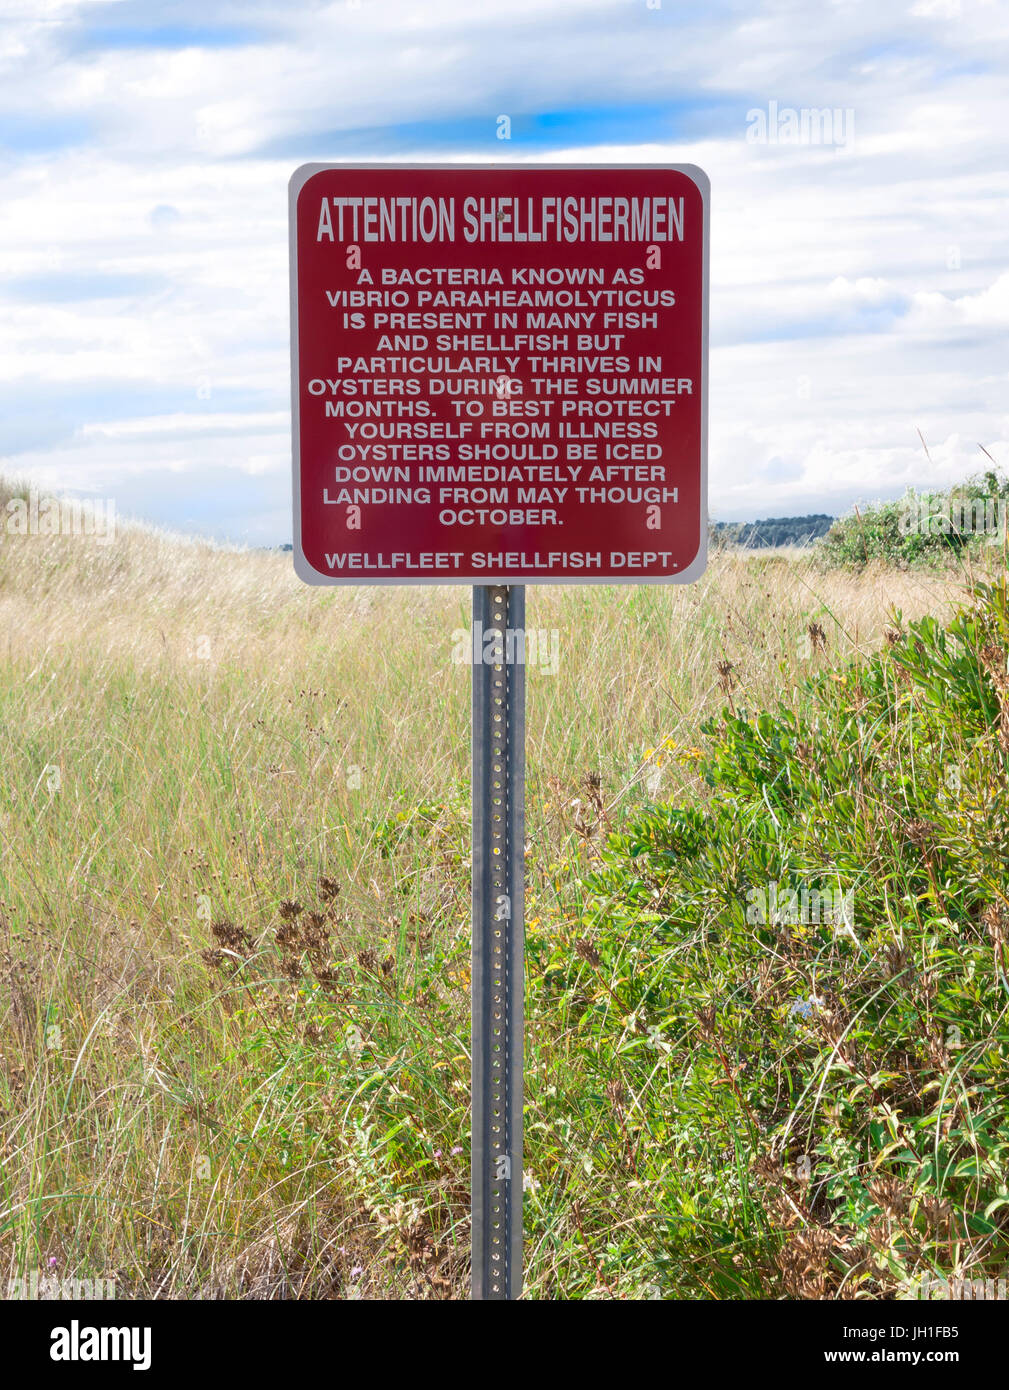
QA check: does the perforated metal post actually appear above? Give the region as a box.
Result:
[471,583,525,1300]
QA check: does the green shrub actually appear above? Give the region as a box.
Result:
[573,575,1009,1296]
[821,470,1009,570]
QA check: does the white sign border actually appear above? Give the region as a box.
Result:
[289,162,709,587]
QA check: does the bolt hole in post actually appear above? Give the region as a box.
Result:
[472,583,525,1299]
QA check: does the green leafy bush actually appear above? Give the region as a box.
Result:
[573,576,1009,1295]
[820,470,1009,570]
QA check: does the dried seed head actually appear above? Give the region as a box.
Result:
[211,919,253,954]
[716,659,737,693]
[926,1033,950,1071]
[903,818,936,851]
[753,1152,784,1185]
[980,642,1009,693]
[882,939,911,980]
[775,1223,837,1300]
[696,1004,717,1040]
[574,938,601,967]
[794,740,814,765]
[919,1194,953,1233]
[868,1176,908,1216]
[312,964,340,993]
[275,921,299,949]
[982,902,1007,949]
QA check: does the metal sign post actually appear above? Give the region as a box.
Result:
[470,583,525,1300]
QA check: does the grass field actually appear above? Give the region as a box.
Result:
[0,513,974,1297]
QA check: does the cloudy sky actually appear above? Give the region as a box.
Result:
[1,0,1007,542]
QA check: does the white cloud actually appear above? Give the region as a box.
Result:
[0,0,1007,536]
[81,410,288,438]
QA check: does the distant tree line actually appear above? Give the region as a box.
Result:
[711,514,835,549]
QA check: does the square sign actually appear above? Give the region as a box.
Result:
[289,163,708,585]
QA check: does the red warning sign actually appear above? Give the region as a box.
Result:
[289,163,708,584]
